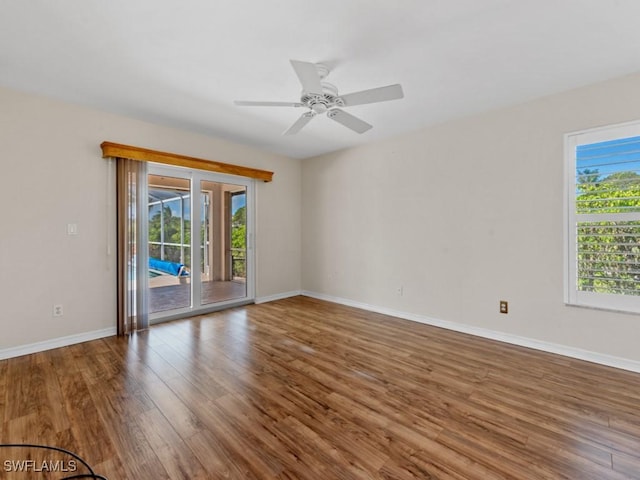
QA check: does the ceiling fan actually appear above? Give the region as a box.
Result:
[234,60,404,135]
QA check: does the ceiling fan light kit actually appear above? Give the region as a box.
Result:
[234,60,404,135]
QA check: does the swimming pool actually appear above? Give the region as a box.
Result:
[130,266,167,280]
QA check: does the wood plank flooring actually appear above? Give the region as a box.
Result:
[1,296,640,479]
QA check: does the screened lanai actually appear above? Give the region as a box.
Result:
[147,175,247,315]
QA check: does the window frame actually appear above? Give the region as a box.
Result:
[564,120,640,314]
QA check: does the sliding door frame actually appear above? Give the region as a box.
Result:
[148,163,255,324]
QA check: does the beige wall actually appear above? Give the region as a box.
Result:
[302,71,640,363]
[0,86,301,350]
[5,69,640,364]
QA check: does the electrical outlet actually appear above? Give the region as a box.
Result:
[499,300,508,314]
[53,304,64,317]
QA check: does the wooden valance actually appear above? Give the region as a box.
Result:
[100,141,273,182]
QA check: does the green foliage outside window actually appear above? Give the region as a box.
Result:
[231,205,246,278]
[576,171,640,295]
[149,205,191,266]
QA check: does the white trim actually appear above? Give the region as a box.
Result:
[563,131,573,305]
[564,120,640,313]
[147,164,257,320]
[4,295,639,374]
[255,290,302,304]
[301,291,640,374]
[567,118,640,140]
[0,327,117,361]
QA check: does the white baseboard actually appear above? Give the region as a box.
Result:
[0,291,302,360]
[0,327,117,361]
[255,290,302,304]
[6,293,638,374]
[301,290,640,374]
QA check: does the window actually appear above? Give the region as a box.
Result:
[565,121,640,313]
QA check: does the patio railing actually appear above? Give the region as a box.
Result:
[231,248,246,279]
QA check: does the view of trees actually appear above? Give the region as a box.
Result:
[148,205,191,265]
[231,205,246,278]
[147,198,247,278]
[576,169,640,295]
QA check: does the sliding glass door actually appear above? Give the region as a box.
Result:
[199,180,249,306]
[147,164,254,322]
[147,173,192,313]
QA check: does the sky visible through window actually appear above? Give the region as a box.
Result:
[576,135,640,181]
[232,192,245,214]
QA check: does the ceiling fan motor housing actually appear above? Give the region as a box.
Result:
[301,81,343,114]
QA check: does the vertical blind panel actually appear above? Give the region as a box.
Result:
[116,158,149,335]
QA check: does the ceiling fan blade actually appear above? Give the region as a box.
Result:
[235,100,302,107]
[340,84,404,107]
[290,60,323,95]
[283,112,315,135]
[327,109,372,134]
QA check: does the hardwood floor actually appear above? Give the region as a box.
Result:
[1,296,640,479]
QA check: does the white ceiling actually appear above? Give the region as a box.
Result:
[2,1,640,159]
